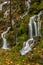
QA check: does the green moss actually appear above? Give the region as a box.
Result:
[39,40,43,48]
[0,0,43,65]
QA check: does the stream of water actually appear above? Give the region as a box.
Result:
[0,1,42,54]
[0,1,10,10]
[1,27,11,49]
[20,11,42,55]
[20,0,31,19]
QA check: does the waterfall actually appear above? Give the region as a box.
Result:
[20,12,28,19]
[12,20,15,26]
[25,0,31,10]
[29,22,33,38]
[0,1,15,50]
[37,11,42,37]
[1,20,15,50]
[2,1,10,5]
[20,38,34,55]
[20,0,31,19]
[33,17,38,37]
[0,4,2,10]
[33,21,38,36]
[0,1,10,10]
[20,15,37,55]
[0,0,42,54]
[4,9,10,18]
[37,21,41,37]
[20,11,42,55]
[29,15,38,38]
[1,27,11,49]
[29,16,35,38]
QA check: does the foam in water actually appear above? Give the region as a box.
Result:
[1,27,11,49]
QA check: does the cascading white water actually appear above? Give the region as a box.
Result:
[32,16,38,37]
[33,21,37,37]
[20,11,42,55]
[2,1,10,5]
[37,21,41,36]
[4,9,10,18]
[0,1,10,10]
[29,15,38,38]
[20,15,36,55]
[29,16,35,38]
[20,0,31,19]
[12,20,15,26]
[0,4,2,10]
[0,1,15,50]
[0,0,42,54]
[37,11,42,37]
[1,27,11,49]
[29,21,33,38]
[20,38,34,55]
[20,12,28,19]
[25,0,31,10]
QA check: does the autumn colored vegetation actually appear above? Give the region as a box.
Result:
[0,0,43,65]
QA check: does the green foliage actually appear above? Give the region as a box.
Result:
[18,33,27,43]
[39,40,43,48]
[0,0,43,65]
[17,22,28,36]
[6,30,16,46]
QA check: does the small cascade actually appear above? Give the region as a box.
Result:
[20,11,42,55]
[1,27,11,49]
[29,15,38,38]
[25,0,31,10]
[0,4,2,10]
[20,15,36,55]
[29,16,34,38]
[20,38,34,55]
[37,21,41,37]
[37,11,42,37]
[1,1,15,50]
[29,22,33,38]
[4,9,10,18]
[32,16,38,37]
[0,1,10,10]
[12,20,15,26]
[33,21,37,37]
[20,0,31,19]
[20,12,28,19]
[2,1,10,5]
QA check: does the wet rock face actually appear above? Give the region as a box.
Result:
[0,37,2,47]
